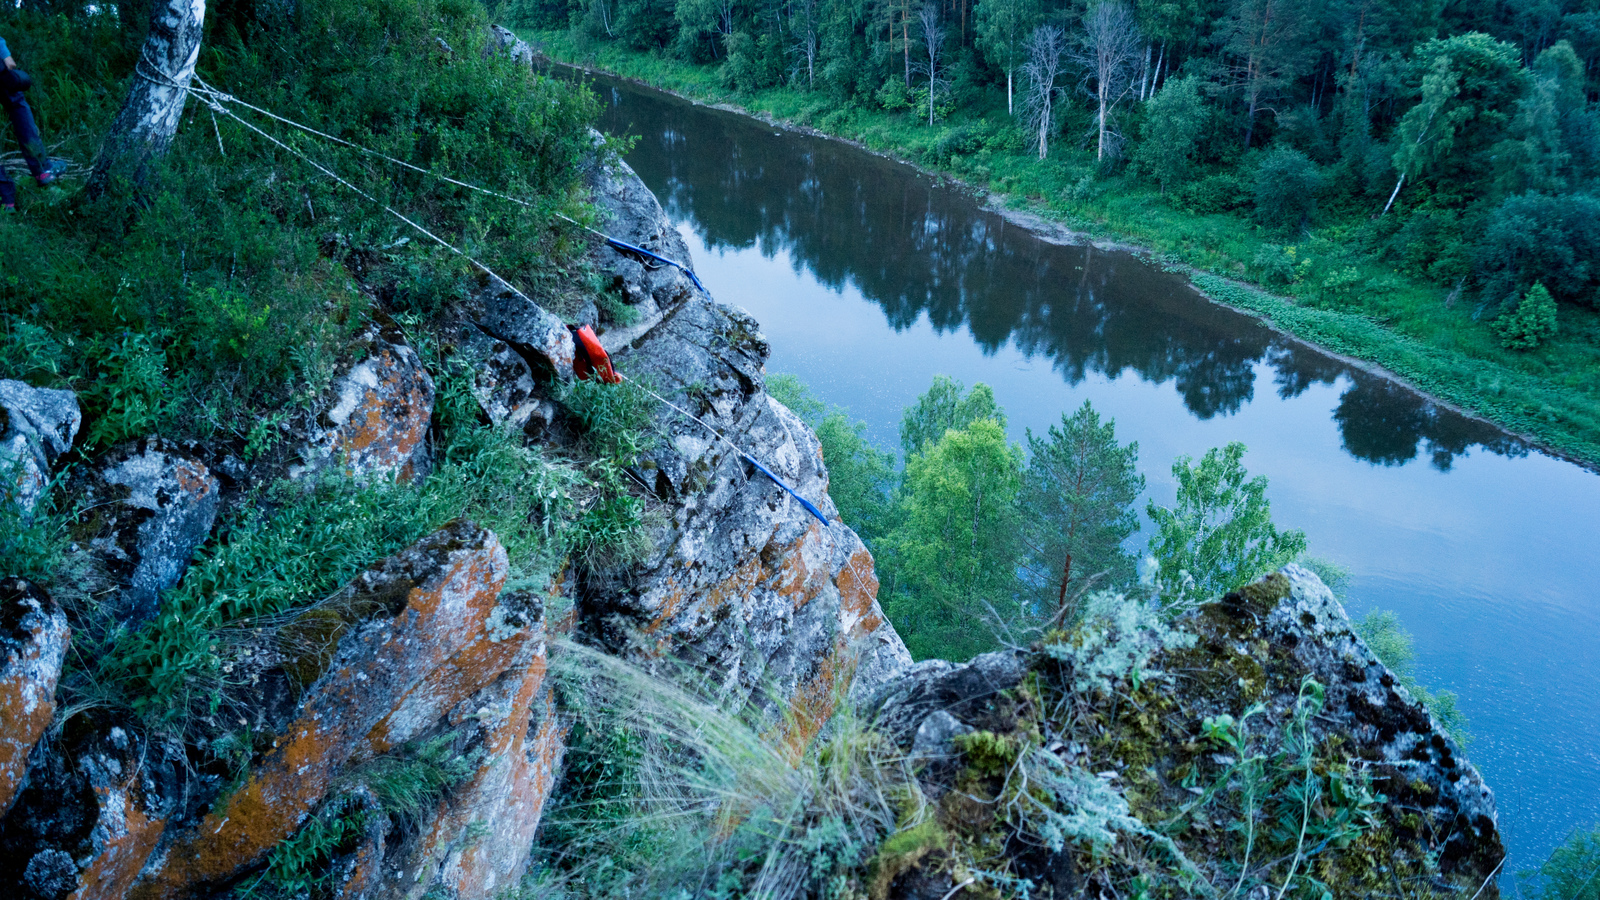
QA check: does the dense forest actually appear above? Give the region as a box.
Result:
[518,0,1600,468]
[517,0,1600,326]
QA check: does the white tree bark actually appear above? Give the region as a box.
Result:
[1071,0,1142,161]
[90,0,206,198]
[1022,25,1065,159]
[917,4,946,126]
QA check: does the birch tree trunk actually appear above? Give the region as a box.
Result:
[90,0,206,199]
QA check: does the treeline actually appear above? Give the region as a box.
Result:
[770,374,1307,661]
[517,0,1600,348]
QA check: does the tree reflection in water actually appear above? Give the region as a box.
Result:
[592,78,1525,470]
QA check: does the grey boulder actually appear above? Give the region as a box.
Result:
[78,437,220,625]
[0,380,80,518]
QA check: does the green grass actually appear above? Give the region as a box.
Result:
[529,31,1600,469]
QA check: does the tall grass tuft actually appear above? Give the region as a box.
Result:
[527,639,925,900]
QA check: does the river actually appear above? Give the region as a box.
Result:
[577,70,1600,877]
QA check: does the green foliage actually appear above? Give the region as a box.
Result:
[1498,281,1560,350]
[882,418,1024,661]
[89,421,579,728]
[251,794,373,899]
[1,0,603,452]
[1134,75,1206,195]
[896,375,1005,460]
[79,330,175,450]
[250,733,475,898]
[1354,609,1472,744]
[0,469,72,587]
[1520,823,1600,900]
[565,377,662,465]
[1020,401,1144,623]
[1476,193,1600,311]
[1251,147,1321,232]
[1146,442,1307,604]
[1393,34,1530,199]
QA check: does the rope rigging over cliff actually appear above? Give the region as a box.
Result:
[162,66,826,527]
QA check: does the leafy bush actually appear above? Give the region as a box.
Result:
[1496,280,1559,350]
[1474,192,1600,310]
[1173,171,1249,215]
[1146,442,1307,605]
[1252,148,1322,232]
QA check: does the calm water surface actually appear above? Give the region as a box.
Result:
[579,71,1600,875]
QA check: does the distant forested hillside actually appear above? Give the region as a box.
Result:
[515,0,1600,331]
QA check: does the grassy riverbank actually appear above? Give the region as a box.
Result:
[529,30,1600,470]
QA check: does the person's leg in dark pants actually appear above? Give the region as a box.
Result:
[1,85,46,180]
[0,163,16,207]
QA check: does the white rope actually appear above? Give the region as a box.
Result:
[192,91,555,315]
[181,69,834,531]
[188,75,610,240]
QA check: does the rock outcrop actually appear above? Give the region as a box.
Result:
[125,520,554,899]
[0,380,80,518]
[73,437,220,626]
[575,158,911,746]
[296,327,435,483]
[0,579,69,817]
[860,566,1505,899]
[587,155,701,342]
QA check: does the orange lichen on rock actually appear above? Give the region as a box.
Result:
[386,640,567,900]
[0,578,69,816]
[767,641,857,764]
[297,332,435,483]
[69,772,168,900]
[836,544,882,638]
[130,522,517,899]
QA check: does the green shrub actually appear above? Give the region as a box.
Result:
[1496,281,1559,350]
[1520,823,1600,900]
[1252,148,1322,232]
[1173,172,1249,215]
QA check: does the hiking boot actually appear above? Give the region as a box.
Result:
[34,159,64,187]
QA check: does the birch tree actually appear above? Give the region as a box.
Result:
[792,0,821,87]
[911,3,949,126]
[1070,0,1143,162]
[1021,24,1066,159]
[89,0,207,198]
[977,0,1043,115]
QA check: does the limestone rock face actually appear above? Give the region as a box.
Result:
[0,579,69,817]
[486,24,533,65]
[0,380,80,517]
[474,276,576,384]
[125,521,558,900]
[463,331,546,433]
[585,291,909,744]
[586,155,701,336]
[1263,564,1500,873]
[0,725,183,900]
[75,437,220,625]
[298,329,435,482]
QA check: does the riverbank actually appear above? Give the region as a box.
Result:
[527,31,1600,472]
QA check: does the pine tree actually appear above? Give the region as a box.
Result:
[1020,402,1144,626]
[1496,281,1558,350]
